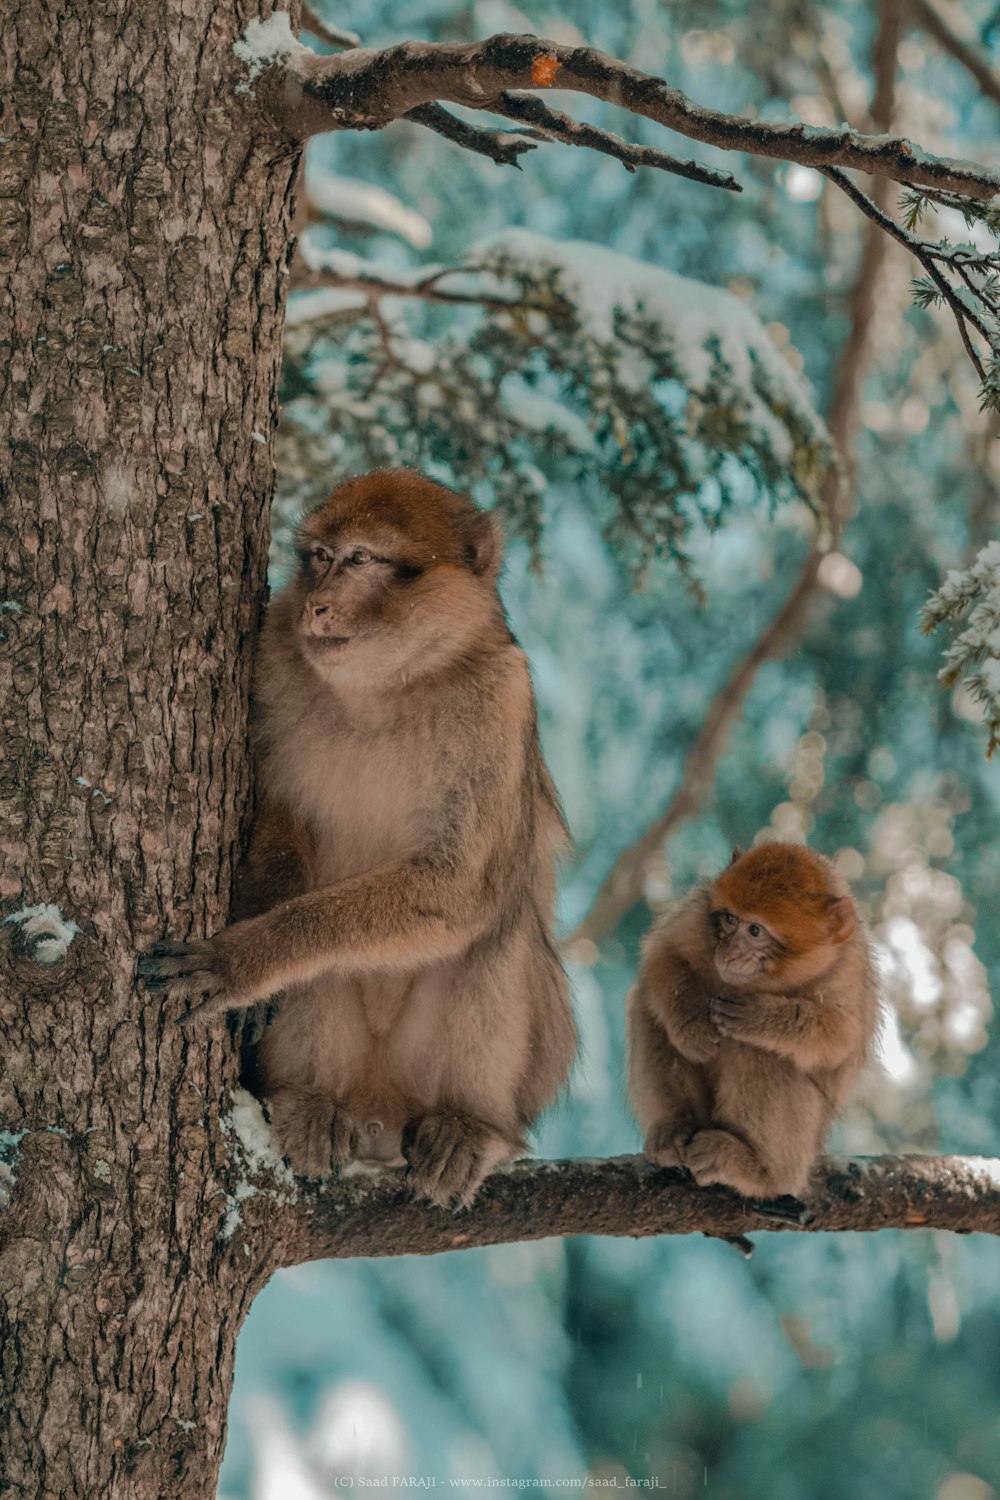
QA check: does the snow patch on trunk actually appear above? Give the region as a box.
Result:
[4,904,80,964]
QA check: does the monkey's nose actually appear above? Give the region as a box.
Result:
[305,599,344,638]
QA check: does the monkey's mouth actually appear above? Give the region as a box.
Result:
[304,633,351,649]
[717,958,764,981]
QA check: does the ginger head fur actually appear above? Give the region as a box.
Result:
[288,469,506,693]
[710,842,858,990]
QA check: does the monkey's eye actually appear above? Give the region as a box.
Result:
[307,544,334,564]
[721,911,738,929]
[346,548,373,566]
[748,923,763,939]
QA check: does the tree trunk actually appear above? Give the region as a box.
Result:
[0,2,299,1492]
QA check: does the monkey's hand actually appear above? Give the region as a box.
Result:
[138,928,265,1026]
[644,1117,697,1169]
[669,1015,721,1065]
[710,992,796,1048]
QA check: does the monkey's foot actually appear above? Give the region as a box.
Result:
[404,1112,517,1210]
[683,1128,773,1198]
[643,1117,697,1169]
[268,1086,360,1177]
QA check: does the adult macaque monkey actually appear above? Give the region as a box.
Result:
[627,843,878,1199]
[142,470,577,1207]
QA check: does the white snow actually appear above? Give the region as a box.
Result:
[218,1088,294,1240]
[304,159,433,248]
[285,288,369,327]
[233,12,310,92]
[925,537,1000,745]
[4,903,80,964]
[226,1087,293,1182]
[470,228,824,459]
[501,375,597,453]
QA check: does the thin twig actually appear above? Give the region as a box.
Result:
[299,3,361,51]
[288,264,534,316]
[821,164,989,378]
[405,102,538,168]
[495,90,741,191]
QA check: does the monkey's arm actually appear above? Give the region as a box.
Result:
[141,832,503,1024]
[643,948,720,1065]
[231,798,312,922]
[709,992,857,1071]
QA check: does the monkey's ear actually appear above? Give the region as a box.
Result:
[461,509,504,578]
[827,897,857,944]
[729,845,743,866]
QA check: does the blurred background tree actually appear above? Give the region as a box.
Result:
[221,1,1000,1496]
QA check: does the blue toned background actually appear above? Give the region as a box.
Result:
[220,2,1000,1495]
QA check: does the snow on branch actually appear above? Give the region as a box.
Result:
[238,24,1000,202]
[264,1154,1000,1267]
[277,228,833,575]
[923,540,1000,756]
[304,158,433,247]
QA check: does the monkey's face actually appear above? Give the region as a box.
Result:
[291,470,504,687]
[710,844,858,990]
[711,908,782,984]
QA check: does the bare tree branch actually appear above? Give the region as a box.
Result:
[822,165,989,378]
[567,550,828,948]
[908,0,1000,108]
[493,91,742,190]
[263,1154,1000,1266]
[288,260,533,312]
[251,32,1000,199]
[299,4,361,52]
[570,0,903,948]
[405,102,539,167]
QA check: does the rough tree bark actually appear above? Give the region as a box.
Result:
[0,2,300,1493]
[2,5,1000,1498]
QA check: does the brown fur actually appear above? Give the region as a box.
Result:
[627,843,879,1199]
[145,470,577,1206]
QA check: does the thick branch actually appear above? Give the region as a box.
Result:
[271,1154,1000,1265]
[255,33,1000,198]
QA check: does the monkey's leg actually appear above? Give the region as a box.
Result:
[401,937,549,1210]
[683,1128,777,1196]
[267,1085,361,1178]
[689,1057,827,1198]
[626,986,712,1166]
[404,1112,519,1211]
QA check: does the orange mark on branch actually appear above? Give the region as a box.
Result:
[905,1212,928,1225]
[531,54,560,86]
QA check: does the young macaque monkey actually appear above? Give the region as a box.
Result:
[627,842,878,1199]
[142,469,577,1207]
